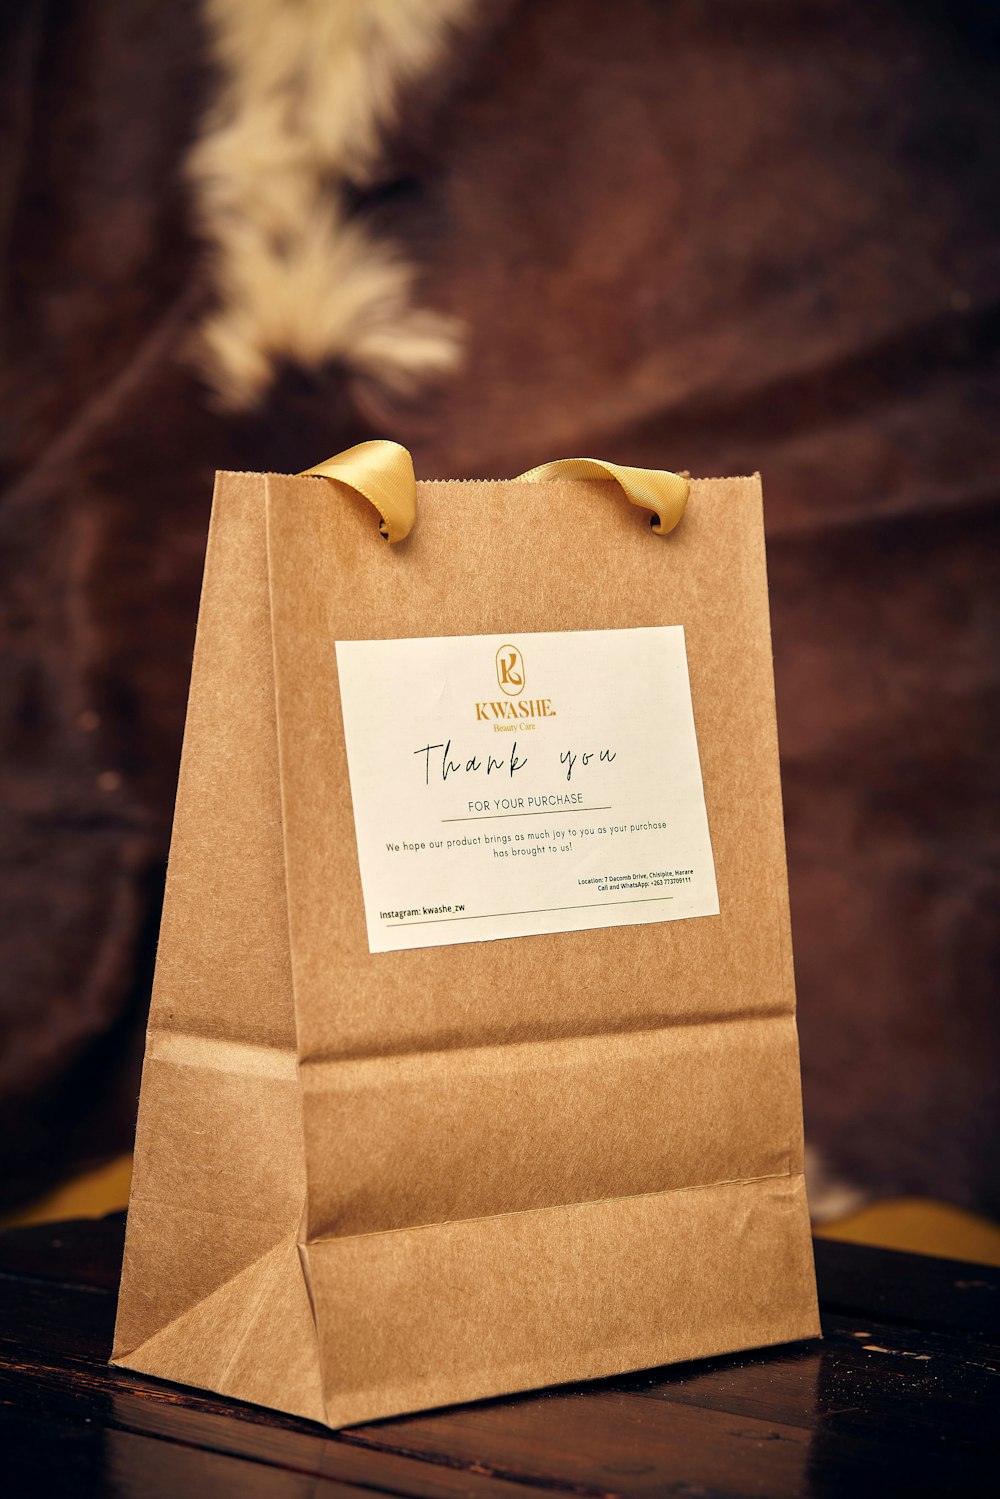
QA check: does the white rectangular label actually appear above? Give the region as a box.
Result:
[335,627,719,952]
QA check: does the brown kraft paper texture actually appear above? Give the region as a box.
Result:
[111,468,820,1427]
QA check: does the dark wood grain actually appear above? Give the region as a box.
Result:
[0,1215,126,1294]
[1,1214,997,1498]
[812,1236,1000,1340]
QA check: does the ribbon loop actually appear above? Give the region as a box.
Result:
[300,440,416,543]
[515,457,689,535]
[300,444,688,542]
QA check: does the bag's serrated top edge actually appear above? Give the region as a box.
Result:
[213,471,760,484]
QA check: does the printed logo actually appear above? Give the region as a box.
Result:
[496,644,525,696]
[476,642,554,724]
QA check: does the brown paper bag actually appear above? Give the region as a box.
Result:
[112,455,819,1428]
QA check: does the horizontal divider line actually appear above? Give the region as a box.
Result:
[441,805,612,822]
[387,896,672,927]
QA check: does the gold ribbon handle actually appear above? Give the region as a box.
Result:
[299,440,416,543]
[515,456,689,537]
[300,441,688,543]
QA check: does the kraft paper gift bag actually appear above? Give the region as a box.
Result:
[112,443,819,1427]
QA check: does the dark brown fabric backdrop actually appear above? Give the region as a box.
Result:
[1,0,997,1213]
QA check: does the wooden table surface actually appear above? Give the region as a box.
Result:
[1,1214,996,1497]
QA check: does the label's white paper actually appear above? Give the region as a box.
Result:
[335,628,719,952]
